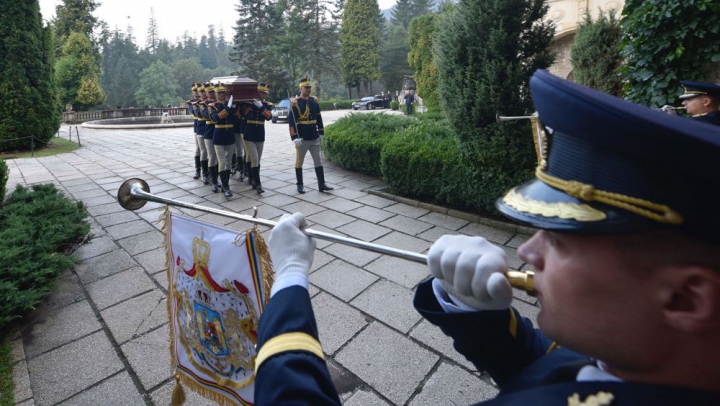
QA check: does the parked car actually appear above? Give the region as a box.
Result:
[352,95,385,110]
[272,99,291,123]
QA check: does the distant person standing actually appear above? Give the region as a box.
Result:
[404,90,415,115]
[679,81,720,126]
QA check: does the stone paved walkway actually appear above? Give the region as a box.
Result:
[7,109,538,406]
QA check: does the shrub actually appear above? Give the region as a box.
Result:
[318,99,354,110]
[0,160,7,205]
[571,10,623,96]
[390,101,399,110]
[0,184,90,329]
[324,113,416,176]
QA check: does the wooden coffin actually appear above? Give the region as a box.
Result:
[211,76,258,102]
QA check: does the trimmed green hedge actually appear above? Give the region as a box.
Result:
[323,113,416,177]
[0,184,90,329]
[0,160,7,205]
[318,99,355,111]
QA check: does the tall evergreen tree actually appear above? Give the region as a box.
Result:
[52,0,101,56]
[101,30,142,108]
[146,7,160,53]
[571,10,623,97]
[391,0,413,29]
[0,0,61,150]
[408,13,439,109]
[55,31,105,110]
[379,24,412,93]
[410,0,434,16]
[341,0,381,98]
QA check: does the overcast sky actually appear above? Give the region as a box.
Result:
[39,0,398,45]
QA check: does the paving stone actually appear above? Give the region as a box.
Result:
[353,194,395,208]
[364,256,429,289]
[310,250,335,273]
[309,284,321,297]
[135,247,167,274]
[104,219,155,240]
[417,212,469,231]
[71,188,108,200]
[15,398,34,406]
[150,379,219,406]
[501,245,524,270]
[350,280,421,334]
[328,360,364,401]
[457,222,515,245]
[312,293,368,355]
[307,210,355,229]
[23,300,101,358]
[384,203,430,219]
[416,225,461,242]
[86,202,125,217]
[379,215,433,236]
[319,197,364,212]
[86,267,156,310]
[335,220,391,242]
[409,362,498,405]
[73,236,118,260]
[336,323,438,405]
[116,230,164,255]
[409,320,476,371]
[506,233,532,248]
[75,250,138,285]
[10,338,25,363]
[259,193,299,207]
[254,203,290,220]
[513,300,540,328]
[372,232,431,255]
[295,190,336,204]
[57,372,145,406]
[152,270,169,291]
[344,389,391,406]
[122,325,172,390]
[94,211,141,228]
[323,243,382,268]
[34,272,85,313]
[102,290,168,345]
[329,188,366,200]
[282,200,327,216]
[13,360,32,403]
[83,194,119,207]
[345,206,395,223]
[27,331,124,406]
[309,260,378,301]
[66,183,98,194]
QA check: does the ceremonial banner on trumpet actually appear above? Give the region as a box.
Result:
[163,210,273,405]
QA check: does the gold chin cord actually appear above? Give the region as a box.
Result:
[116,178,536,295]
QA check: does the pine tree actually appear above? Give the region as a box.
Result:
[51,0,101,56]
[408,13,439,109]
[391,0,413,29]
[570,10,622,97]
[410,0,434,16]
[55,31,105,110]
[146,8,160,53]
[380,24,412,92]
[341,0,381,98]
[0,0,61,150]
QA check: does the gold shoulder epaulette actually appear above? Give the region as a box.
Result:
[310,95,319,102]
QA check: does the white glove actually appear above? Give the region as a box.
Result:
[268,213,316,296]
[660,105,678,115]
[427,235,512,311]
[293,138,303,147]
[252,99,263,108]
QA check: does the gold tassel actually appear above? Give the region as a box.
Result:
[171,373,186,406]
[250,227,275,307]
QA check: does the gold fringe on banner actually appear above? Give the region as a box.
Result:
[250,226,275,307]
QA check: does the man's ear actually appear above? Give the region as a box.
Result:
[660,266,720,333]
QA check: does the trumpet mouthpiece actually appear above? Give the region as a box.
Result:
[505,270,536,295]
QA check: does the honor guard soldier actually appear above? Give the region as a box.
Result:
[193,83,210,184]
[239,82,273,194]
[186,82,202,179]
[209,85,236,198]
[201,83,221,192]
[288,76,333,194]
[679,81,720,126]
[254,70,720,405]
[231,101,246,181]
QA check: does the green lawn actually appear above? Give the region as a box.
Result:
[0,137,81,159]
[0,342,13,406]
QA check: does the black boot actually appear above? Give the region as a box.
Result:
[211,165,220,193]
[201,160,209,185]
[238,155,245,180]
[246,162,253,185]
[315,166,334,192]
[221,170,232,197]
[253,167,264,194]
[295,168,305,194]
[193,156,201,179]
[230,153,237,174]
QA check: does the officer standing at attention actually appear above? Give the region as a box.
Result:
[186,82,202,180]
[231,100,246,181]
[678,80,720,126]
[240,82,273,194]
[193,83,210,184]
[253,70,720,405]
[288,76,333,194]
[209,85,236,198]
[201,83,220,192]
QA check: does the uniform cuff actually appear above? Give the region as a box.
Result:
[271,273,309,297]
[432,278,477,314]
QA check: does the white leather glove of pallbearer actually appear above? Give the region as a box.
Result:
[268,213,316,296]
[292,138,303,147]
[428,235,513,311]
[660,105,677,115]
[252,99,263,108]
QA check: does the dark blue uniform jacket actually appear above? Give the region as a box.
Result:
[240,102,272,142]
[209,103,235,146]
[288,96,324,141]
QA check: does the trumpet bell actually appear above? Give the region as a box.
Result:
[117,178,150,211]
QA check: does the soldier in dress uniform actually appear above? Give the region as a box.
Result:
[209,84,236,198]
[193,83,210,184]
[253,70,720,405]
[288,76,333,194]
[201,83,221,192]
[186,82,202,179]
[679,80,720,126]
[231,101,246,181]
[238,82,273,194]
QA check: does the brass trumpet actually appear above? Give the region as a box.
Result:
[496,113,537,123]
[116,179,536,294]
